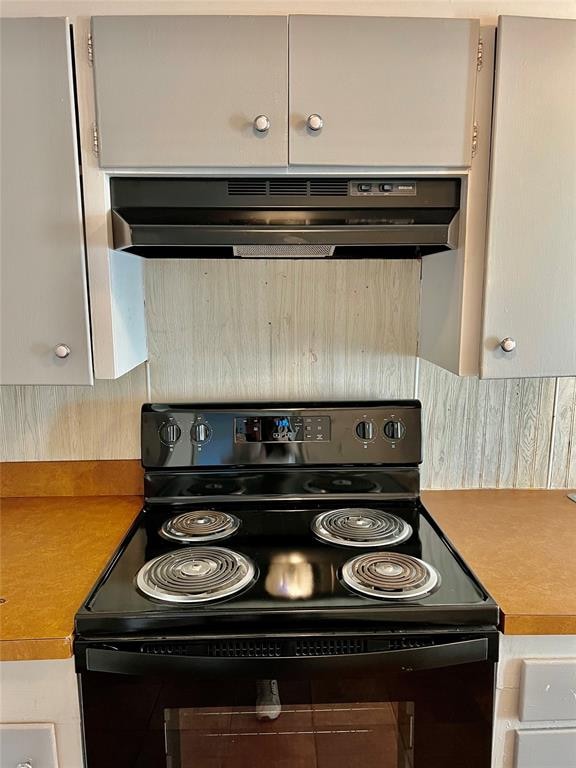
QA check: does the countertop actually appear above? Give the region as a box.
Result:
[422,489,576,635]
[1,485,575,661]
[0,495,142,661]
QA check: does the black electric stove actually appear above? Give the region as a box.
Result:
[75,402,499,768]
[76,401,498,635]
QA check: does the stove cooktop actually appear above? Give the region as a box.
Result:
[75,402,499,638]
[75,499,497,636]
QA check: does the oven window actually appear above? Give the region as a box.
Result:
[165,693,414,768]
[81,663,493,768]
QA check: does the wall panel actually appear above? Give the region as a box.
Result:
[145,259,420,402]
[550,378,576,488]
[418,360,555,489]
[0,365,146,462]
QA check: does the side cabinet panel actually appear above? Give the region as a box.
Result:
[482,16,576,379]
[0,17,93,384]
[91,15,288,167]
[289,16,479,167]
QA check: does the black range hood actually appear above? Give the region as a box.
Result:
[110,177,461,259]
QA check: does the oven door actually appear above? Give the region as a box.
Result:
[77,629,498,768]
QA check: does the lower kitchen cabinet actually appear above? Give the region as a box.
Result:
[0,723,59,768]
[493,635,576,768]
[0,658,84,768]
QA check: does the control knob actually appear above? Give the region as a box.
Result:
[158,421,181,446]
[355,420,375,441]
[383,420,406,441]
[191,422,212,444]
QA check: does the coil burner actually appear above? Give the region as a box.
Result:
[160,510,240,543]
[312,508,412,548]
[341,552,439,600]
[136,547,256,604]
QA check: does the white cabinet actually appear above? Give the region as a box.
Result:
[0,17,93,385]
[481,16,576,379]
[90,15,480,169]
[420,15,576,379]
[493,636,576,768]
[0,723,59,768]
[0,16,148,383]
[0,659,84,768]
[515,729,576,768]
[289,16,479,167]
[520,659,576,722]
[91,15,288,168]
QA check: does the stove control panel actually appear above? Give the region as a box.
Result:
[235,416,331,443]
[142,402,421,468]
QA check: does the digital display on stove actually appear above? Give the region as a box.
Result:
[235,416,331,443]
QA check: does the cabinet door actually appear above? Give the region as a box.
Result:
[0,723,59,768]
[0,18,93,385]
[91,16,288,167]
[482,16,576,379]
[289,16,479,167]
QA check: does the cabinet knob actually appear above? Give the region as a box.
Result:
[253,115,270,133]
[17,762,33,768]
[499,337,517,353]
[306,114,324,132]
[54,344,71,359]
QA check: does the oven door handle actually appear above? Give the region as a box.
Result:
[84,638,489,677]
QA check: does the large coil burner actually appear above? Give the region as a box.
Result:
[136,547,256,604]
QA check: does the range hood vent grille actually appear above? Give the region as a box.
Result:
[309,179,348,196]
[227,179,349,197]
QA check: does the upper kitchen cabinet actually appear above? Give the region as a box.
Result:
[90,16,288,167]
[289,16,480,167]
[481,16,576,379]
[0,17,93,385]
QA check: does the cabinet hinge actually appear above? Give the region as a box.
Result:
[471,122,479,158]
[87,32,94,65]
[92,123,99,155]
[477,38,484,71]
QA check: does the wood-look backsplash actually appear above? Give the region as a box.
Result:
[1,259,574,488]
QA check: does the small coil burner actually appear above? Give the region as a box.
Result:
[160,510,240,543]
[136,547,256,603]
[311,508,412,547]
[341,552,439,600]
